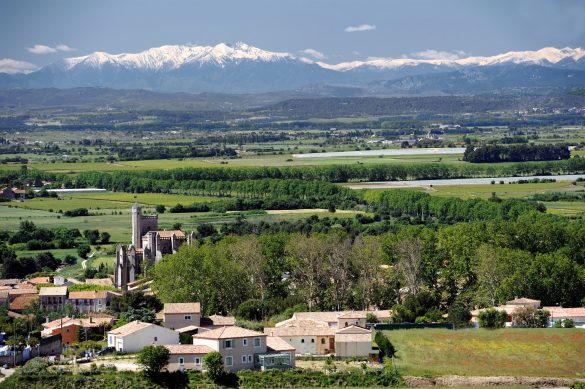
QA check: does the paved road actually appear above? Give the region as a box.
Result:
[0,367,15,383]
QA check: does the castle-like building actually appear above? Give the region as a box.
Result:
[115,204,192,290]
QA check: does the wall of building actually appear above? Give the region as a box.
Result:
[335,340,373,358]
[217,336,266,372]
[281,336,317,355]
[167,353,205,372]
[316,335,335,354]
[164,313,201,330]
[113,326,179,353]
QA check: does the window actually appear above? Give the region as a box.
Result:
[248,355,252,363]
[254,337,261,347]
[154,337,158,342]
[195,357,201,366]
[355,321,359,325]
[184,315,191,320]
[179,357,184,366]
[321,338,325,344]
[97,299,102,305]
[311,338,315,343]
[242,355,247,363]
[224,339,233,349]
[243,338,248,347]
[301,339,305,343]
[225,356,233,366]
[345,322,348,327]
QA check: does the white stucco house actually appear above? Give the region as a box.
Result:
[107,320,179,353]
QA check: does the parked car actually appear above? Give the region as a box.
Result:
[96,347,114,356]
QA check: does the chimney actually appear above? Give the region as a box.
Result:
[45,317,49,324]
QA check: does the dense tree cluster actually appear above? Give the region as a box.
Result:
[153,211,585,322]
[110,145,237,161]
[463,144,570,163]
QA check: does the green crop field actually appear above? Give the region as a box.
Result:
[429,181,584,199]
[385,328,585,377]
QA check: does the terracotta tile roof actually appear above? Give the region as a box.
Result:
[0,279,20,286]
[293,311,341,323]
[68,290,108,300]
[205,314,235,326]
[39,286,67,296]
[275,318,330,329]
[9,294,39,311]
[43,316,113,330]
[164,302,201,314]
[506,298,541,305]
[157,230,185,238]
[193,326,266,340]
[27,277,50,285]
[0,286,11,291]
[108,320,153,336]
[164,344,214,355]
[8,288,38,296]
[542,307,585,317]
[175,325,203,333]
[337,311,367,319]
[264,326,335,337]
[43,317,74,329]
[335,325,371,335]
[85,278,114,287]
[292,310,391,323]
[266,336,295,352]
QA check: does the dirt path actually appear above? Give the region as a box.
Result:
[404,375,585,387]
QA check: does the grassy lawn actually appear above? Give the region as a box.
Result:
[385,328,585,377]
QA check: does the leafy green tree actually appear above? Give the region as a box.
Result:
[478,308,507,329]
[511,306,550,328]
[374,331,396,358]
[77,244,91,259]
[100,231,111,244]
[448,302,472,328]
[155,204,166,214]
[204,351,224,382]
[83,229,100,244]
[137,345,170,375]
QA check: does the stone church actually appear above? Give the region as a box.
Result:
[114,204,192,290]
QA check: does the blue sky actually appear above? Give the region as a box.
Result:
[1,0,585,71]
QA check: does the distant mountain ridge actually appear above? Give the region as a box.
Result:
[1,43,584,94]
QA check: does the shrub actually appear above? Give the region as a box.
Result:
[204,351,224,382]
[136,345,170,375]
[448,302,472,328]
[374,331,396,358]
[478,308,507,328]
[512,306,550,328]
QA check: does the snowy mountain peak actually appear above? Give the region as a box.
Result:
[323,47,585,71]
[62,42,295,71]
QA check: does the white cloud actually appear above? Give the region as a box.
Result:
[0,58,38,74]
[302,48,326,60]
[27,44,58,54]
[299,57,314,64]
[27,44,76,54]
[55,44,75,52]
[344,24,376,33]
[409,49,467,61]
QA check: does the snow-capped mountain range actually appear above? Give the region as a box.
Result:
[1,43,584,94]
[60,42,294,71]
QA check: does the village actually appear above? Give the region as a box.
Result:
[1,204,584,376]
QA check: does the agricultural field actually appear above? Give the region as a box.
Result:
[429,181,585,199]
[385,328,585,378]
